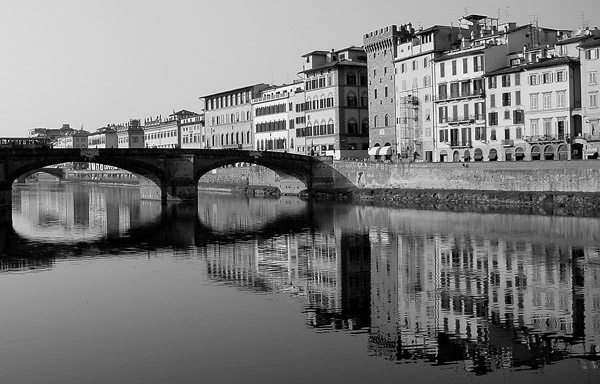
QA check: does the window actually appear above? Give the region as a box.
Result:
[513,110,524,124]
[412,60,417,70]
[488,112,498,126]
[384,114,389,126]
[373,115,378,127]
[384,86,388,98]
[440,62,445,78]
[591,93,598,108]
[544,119,552,136]
[490,94,496,108]
[590,71,598,85]
[473,56,483,72]
[475,126,486,141]
[347,93,357,107]
[401,63,406,73]
[451,60,457,75]
[488,76,497,89]
[515,73,521,86]
[530,93,539,110]
[463,58,468,74]
[502,92,511,106]
[347,73,357,85]
[556,70,566,82]
[543,92,552,109]
[374,89,378,99]
[585,48,599,60]
[490,129,497,140]
[505,128,510,140]
[501,74,511,87]
[557,91,565,108]
[529,74,538,85]
[531,119,539,136]
[542,72,552,84]
[515,91,521,105]
[423,57,429,67]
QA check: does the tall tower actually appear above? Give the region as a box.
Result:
[363,24,414,160]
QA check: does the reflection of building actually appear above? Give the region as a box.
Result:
[367,224,600,371]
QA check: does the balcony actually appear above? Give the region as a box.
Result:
[583,133,600,141]
[447,115,477,125]
[502,139,514,147]
[523,135,567,144]
[449,140,472,148]
[434,89,485,102]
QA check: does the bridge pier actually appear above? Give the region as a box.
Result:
[0,183,11,209]
[162,179,198,204]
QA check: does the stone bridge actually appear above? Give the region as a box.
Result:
[0,148,341,207]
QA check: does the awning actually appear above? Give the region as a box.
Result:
[379,146,392,156]
[463,150,471,159]
[544,145,554,154]
[515,147,525,154]
[531,146,541,154]
[368,146,381,155]
[488,148,497,159]
[474,148,483,160]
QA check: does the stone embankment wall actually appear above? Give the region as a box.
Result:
[326,159,600,211]
[331,160,600,192]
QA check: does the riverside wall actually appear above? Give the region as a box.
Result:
[330,160,600,192]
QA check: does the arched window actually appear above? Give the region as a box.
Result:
[361,119,369,134]
[320,119,327,135]
[347,92,357,107]
[384,114,389,126]
[348,119,358,134]
[373,115,378,128]
[247,131,251,143]
[361,92,368,106]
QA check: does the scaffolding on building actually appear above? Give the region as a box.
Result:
[399,87,422,161]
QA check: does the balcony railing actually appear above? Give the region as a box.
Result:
[434,89,485,102]
[502,139,514,147]
[523,135,567,143]
[583,133,600,141]
[449,140,472,148]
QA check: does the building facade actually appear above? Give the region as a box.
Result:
[202,84,269,150]
[298,47,369,159]
[252,81,303,152]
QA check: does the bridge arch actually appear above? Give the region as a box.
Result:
[0,148,337,207]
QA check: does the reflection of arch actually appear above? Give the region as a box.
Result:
[531,145,541,160]
[544,144,555,160]
[488,148,498,161]
[474,148,483,161]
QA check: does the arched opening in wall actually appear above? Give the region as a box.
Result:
[514,146,525,161]
[473,148,483,162]
[453,151,460,162]
[463,149,471,162]
[488,148,498,161]
[505,148,513,161]
[531,146,541,161]
[558,144,569,160]
[197,164,307,196]
[439,150,447,162]
[544,145,555,160]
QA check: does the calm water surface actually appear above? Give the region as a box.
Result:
[1,183,599,384]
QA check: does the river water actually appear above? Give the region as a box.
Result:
[1,183,599,384]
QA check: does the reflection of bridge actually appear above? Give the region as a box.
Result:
[15,167,66,183]
[0,148,341,207]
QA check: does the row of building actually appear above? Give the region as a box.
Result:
[30,14,600,163]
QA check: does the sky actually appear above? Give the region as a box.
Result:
[1,0,598,137]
